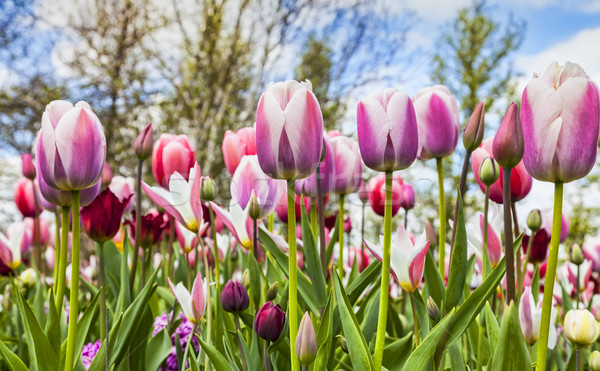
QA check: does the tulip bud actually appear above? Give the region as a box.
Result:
[590,351,600,371]
[427,297,440,322]
[221,280,250,313]
[564,309,600,346]
[425,221,437,249]
[296,312,317,366]
[201,176,216,202]
[493,102,524,169]
[101,162,113,189]
[337,335,349,354]
[266,282,278,301]
[241,269,250,288]
[21,154,36,180]
[248,191,261,221]
[134,123,153,160]
[254,301,286,342]
[462,102,485,151]
[527,209,542,232]
[568,243,585,266]
[479,157,500,186]
[19,267,37,286]
[358,181,368,204]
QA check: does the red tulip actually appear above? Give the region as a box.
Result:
[151,134,196,188]
[14,178,41,218]
[81,189,132,244]
[126,210,168,248]
[366,173,403,217]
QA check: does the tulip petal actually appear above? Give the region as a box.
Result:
[191,272,206,320]
[357,97,390,170]
[142,182,185,228]
[364,238,399,282]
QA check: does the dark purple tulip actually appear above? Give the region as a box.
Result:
[254,301,285,342]
[221,280,250,313]
[81,189,132,244]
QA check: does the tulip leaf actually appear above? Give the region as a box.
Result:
[33,275,46,327]
[145,329,173,371]
[314,289,334,370]
[484,302,500,354]
[44,290,61,356]
[333,272,373,370]
[447,342,465,371]
[488,302,531,370]
[412,290,431,340]
[248,252,262,310]
[198,337,235,371]
[300,198,327,308]
[115,232,131,315]
[381,332,413,371]
[13,282,59,371]
[59,290,100,369]
[347,259,381,305]
[126,305,154,370]
[0,340,28,371]
[326,213,339,265]
[402,308,456,370]
[424,251,445,308]
[445,189,468,313]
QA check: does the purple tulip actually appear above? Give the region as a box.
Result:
[36,171,100,208]
[330,134,362,195]
[521,62,600,183]
[412,85,460,160]
[36,100,106,191]
[493,102,524,169]
[357,89,418,171]
[221,280,250,313]
[295,132,335,196]
[254,301,286,342]
[256,80,324,180]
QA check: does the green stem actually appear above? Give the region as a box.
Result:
[576,264,580,308]
[338,194,345,278]
[268,213,274,233]
[502,169,515,304]
[65,190,80,371]
[97,242,107,342]
[522,235,534,280]
[404,209,408,230]
[482,186,490,279]
[287,180,299,371]
[129,159,143,295]
[264,341,272,371]
[410,293,420,346]
[56,207,70,314]
[200,238,213,370]
[436,157,446,278]
[186,250,192,288]
[310,197,318,240]
[209,206,221,299]
[234,314,248,371]
[477,320,485,371]
[450,150,472,248]
[53,208,61,293]
[373,171,393,370]
[536,182,563,371]
[512,202,523,300]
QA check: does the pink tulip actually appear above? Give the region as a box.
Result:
[14,178,41,218]
[222,127,257,175]
[36,172,100,208]
[541,208,569,243]
[231,155,285,220]
[330,135,362,195]
[108,176,135,213]
[493,102,524,169]
[175,221,199,254]
[256,80,323,180]
[519,286,557,348]
[471,138,532,204]
[134,123,153,160]
[36,100,106,191]
[399,183,415,210]
[168,272,206,325]
[152,134,196,188]
[521,62,600,183]
[0,223,24,269]
[210,202,254,251]
[367,173,403,217]
[295,132,335,196]
[143,162,203,233]
[357,89,418,171]
[101,162,113,189]
[21,154,36,180]
[412,85,460,160]
[364,224,430,293]
[583,237,600,272]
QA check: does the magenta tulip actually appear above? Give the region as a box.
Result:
[367,173,403,217]
[330,135,362,195]
[357,89,418,171]
[254,301,286,342]
[21,154,36,180]
[412,85,460,160]
[295,132,335,196]
[222,127,257,175]
[36,100,106,191]
[255,80,324,180]
[168,272,206,325]
[36,172,100,208]
[521,62,600,182]
[151,134,196,188]
[14,178,41,218]
[81,189,132,244]
[134,123,153,160]
[399,183,415,210]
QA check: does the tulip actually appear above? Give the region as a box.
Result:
[584,237,600,273]
[14,178,42,218]
[471,138,532,204]
[564,309,600,346]
[493,103,524,169]
[222,127,257,175]
[254,301,286,342]
[200,176,216,202]
[296,312,317,366]
[19,267,37,286]
[81,189,132,244]
[412,85,459,160]
[101,162,113,189]
[462,101,485,152]
[518,286,557,348]
[521,62,600,183]
[151,134,196,188]
[36,100,106,191]
[295,132,335,196]
[231,155,286,219]
[134,123,153,160]
[521,229,551,264]
[108,176,135,212]
[400,183,415,210]
[591,351,600,371]
[143,162,203,233]
[168,272,206,325]
[330,135,362,195]
[357,89,418,171]
[367,173,403,217]
[22,153,36,180]
[527,209,542,232]
[221,280,250,313]
[210,202,254,251]
[256,80,323,180]
[36,172,100,208]
[126,210,168,249]
[0,223,24,269]
[364,224,430,293]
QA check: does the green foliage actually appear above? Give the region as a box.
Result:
[488,303,531,370]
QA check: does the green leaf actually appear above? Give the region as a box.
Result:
[333,272,373,370]
[248,252,262,310]
[325,213,339,265]
[445,189,468,313]
[115,232,131,315]
[126,306,153,370]
[488,302,531,370]
[411,291,430,340]
[33,276,46,327]
[0,340,28,371]
[44,290,61,356]
[424,251,445,307]
[382,333,413,371]
[300,199,327,308]
[198,337,235,371]
[447,342,465,371]
[484,302,499,354]
[347,260,381,305]
[13,283,59,371]
[145,330,173,371]
[59,291,100,370]
[314,289,333,370]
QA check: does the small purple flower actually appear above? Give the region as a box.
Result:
[81,339,101,369]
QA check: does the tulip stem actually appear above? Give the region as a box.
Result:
[130,159,143,295]
[373,171,393,370]
[33,185,42,275]
[310,198,318,240]
[338,194,345,279]
[65,191,80,371]
[436,157,446,278]
[522,238,534,290]
[576,264,580,308]
[56,207,70,315]
[502,169,516,304]
[512,202,523,299]
[234,314,248,371]
[404,209,408,230]
[96,242,107,343]
[200,238,213,370]
[268,213,274,232]
[185,251,192,288]
[450,150,472,247]
[287,180,299,371]
[536,181,563,371]
[482,186,490,279]
[410,293,420,346]
[253,218,258,257]
[53,208,61,293]
[209,206,221,300]
[316,167,327,275]
[264,341,272,371]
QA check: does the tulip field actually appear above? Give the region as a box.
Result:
[1,62,600,371]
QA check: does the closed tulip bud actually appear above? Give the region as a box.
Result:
[296,312,317,366]
[590,351,600,371]
[427,297,440,322]
[462,102,485,151]
[14,178,42,218]
[564,309,600,346]
[134,123,153,160]
[152,134,196,188]
[248,191,261,220]
[330,135,362,195]
[242,269,250,288]
[527,209,542,232]
[493,102,523,169]
[358,181,368,204]
[101,162,113,189]
[568,243,585,266]
[426,221,437,249]
[479,157,500,186]
[201,176,216,202]
[400,183,415,210]
[254,301,286,342]
[21,154,36,180]
[81,189,132,244]
[221,280,250,313]
[266,281,278,301]
[337,335,349,354]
